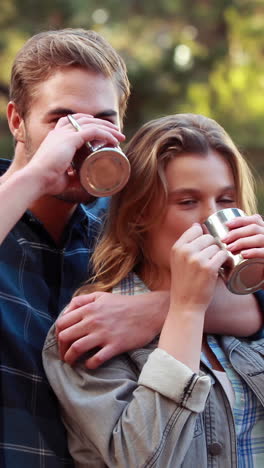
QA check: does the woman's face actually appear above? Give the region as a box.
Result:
[145,150,237,288]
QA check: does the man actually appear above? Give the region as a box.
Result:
[0,28,164,468]
[0,28,263,468]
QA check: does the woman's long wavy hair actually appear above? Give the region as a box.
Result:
[75,113,257,295]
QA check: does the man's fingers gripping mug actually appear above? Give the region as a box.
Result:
[204,208,264,295]
[67,114,131,197]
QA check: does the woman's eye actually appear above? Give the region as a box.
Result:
[219,198,235,204]
[178,199,197,205]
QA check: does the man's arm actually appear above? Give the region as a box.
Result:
[0,166,43,244]
[0,114,124,245]
[56,279,263,369]
[56,211,264,367]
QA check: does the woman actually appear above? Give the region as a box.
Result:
[43,114,264,467]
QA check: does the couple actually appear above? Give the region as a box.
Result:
[1,28,263,467]
[44,112,264,467]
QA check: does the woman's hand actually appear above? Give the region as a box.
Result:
[223,213,264,259]
[169,223,229,313]
[158,224,229,372]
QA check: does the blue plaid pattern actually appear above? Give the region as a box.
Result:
[0,159,108,467]
[204,335,264,467]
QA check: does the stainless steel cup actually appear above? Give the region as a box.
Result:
[204,208,264,294]
[67,114,130,197]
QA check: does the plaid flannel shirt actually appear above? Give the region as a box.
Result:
[203,335,264,467]
[0,158,108,467]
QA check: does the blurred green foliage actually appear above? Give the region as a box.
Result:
[0,0,263,210]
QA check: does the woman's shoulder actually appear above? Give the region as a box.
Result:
[112,271,150,296]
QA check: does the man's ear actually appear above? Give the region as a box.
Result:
[7,101,26,142]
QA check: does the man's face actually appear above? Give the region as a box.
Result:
[19,67,120,204]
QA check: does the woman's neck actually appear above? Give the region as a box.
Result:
[138,264,171,291]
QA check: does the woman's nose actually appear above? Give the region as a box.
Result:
[201,202,218,224]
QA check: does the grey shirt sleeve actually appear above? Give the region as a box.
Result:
[43,325,211,468]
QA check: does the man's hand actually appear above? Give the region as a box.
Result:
[56,282,263,370]
[28,113,125,196]
[0,114,125,245]
[56,291,169,369]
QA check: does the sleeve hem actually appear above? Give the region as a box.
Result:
[138,348,211,412]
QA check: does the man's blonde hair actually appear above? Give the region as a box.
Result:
[10,28,130,124]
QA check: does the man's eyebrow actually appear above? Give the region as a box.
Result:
[94,110,118,119]
[46,108,118,119]
[46,108,75,117]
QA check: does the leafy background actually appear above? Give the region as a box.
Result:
[0,0,263,210]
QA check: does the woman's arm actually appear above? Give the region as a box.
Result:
[158,224,229,371]
[43,324,210,468]
[43,225,216,466]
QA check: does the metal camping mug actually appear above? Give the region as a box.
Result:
[67,114,131,197]
[204,208,264,295]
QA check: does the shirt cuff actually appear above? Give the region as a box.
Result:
[138,348,211,413]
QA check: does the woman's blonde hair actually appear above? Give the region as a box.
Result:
[76,113,257,295]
